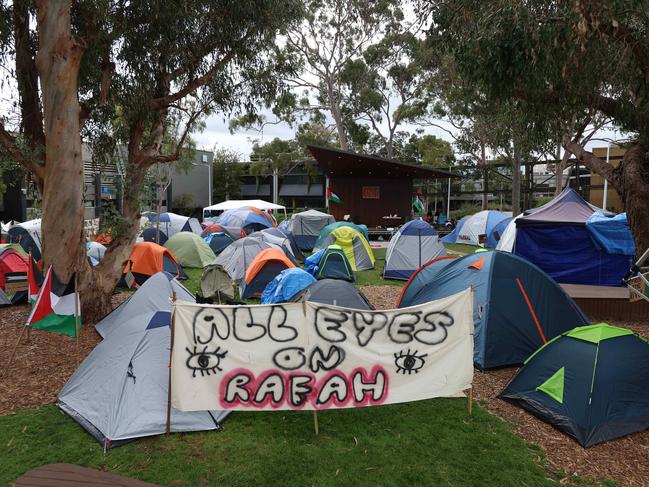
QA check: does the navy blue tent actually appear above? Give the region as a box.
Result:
[398,251,589,369]
[141,228,168,245]
[500,323,649,447]
[306,245,354,282]
[514,188,633,286]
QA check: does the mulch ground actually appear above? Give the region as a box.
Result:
[360,285,649,487]
[1,286,648,486]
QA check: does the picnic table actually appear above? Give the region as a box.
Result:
[14,463,161,487]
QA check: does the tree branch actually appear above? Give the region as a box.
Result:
[0,123,45,181]
[562,135,621,192]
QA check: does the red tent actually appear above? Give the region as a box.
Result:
[0,248,28,289]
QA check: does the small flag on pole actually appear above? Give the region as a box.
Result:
[27,267,81,337]
[27,254,43,305]
[327,187,342,204]
[412,194,424,213]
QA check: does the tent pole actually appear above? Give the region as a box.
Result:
[313,410,319,435]
[74,273,80,367]
[3,324,28,377]
[166,292,177,435]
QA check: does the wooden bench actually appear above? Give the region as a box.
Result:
[14,463,160,487]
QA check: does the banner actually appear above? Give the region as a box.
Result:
[171,288,473,412]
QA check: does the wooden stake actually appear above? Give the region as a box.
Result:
[166,292,177,435]
[3,324,28,377]
[467,387,473,416]
[312,410,319,435]
[74,273,80,367]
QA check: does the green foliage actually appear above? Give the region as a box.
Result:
[212,148,244,203]
[395,133,455,168]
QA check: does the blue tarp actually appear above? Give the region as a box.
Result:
[304,249,325,275]
[586,212,635,256]
[261,268,316,304]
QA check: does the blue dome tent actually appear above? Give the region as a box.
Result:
[398,251,589,369]
[261,268,316,304]
[441,215,469,244]
[485,217,512,248]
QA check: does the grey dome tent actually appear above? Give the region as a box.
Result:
[59,272,229,448]
[290,279,374,309]
[214,236,273,283]
[286,209,335,250]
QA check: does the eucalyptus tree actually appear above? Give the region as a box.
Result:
[425,0,649,251]
[0,0,302,320]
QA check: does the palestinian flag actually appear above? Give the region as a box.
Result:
[327,187,342,204]
[412,194,424,213]
[27,254,43,305]
[27,267,81,337]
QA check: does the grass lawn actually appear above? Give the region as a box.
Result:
[443,243,483,255]
[2,400,562,486]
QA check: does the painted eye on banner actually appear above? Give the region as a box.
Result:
[394,349,428,375]
[186,346,228,377]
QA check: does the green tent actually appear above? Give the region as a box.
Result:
[164,232,216,268]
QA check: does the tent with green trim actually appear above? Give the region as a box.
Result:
[500,323,649,447]
[313,225,374,271]
[163,232,216,268]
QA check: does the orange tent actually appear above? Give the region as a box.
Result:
[124,242,186,285]
[241,248,295,298]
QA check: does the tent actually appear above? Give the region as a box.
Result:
[445,210,510,246]
[214,237,272,283]
[248,228,302,264]
[285,210,335,250]
[514,188,633,286]
[495,216,521,252]
[398,251,589,369]
[314,222,369,249]
[204,231,234,255]
[441,215,469,244]
[96,272,194,338]
[290,279,374,310]
[146,212,202,237]
[313,225,375,271]
[140,227,168,245]
[384,220,446,280]
[203,199,286,220]
[200,263,236,302]
[7,219,42,260]
[500,323,649,447]
[124,242,186,285]
[59,272,228,448]
[216,207,275,234]
[485,217,512,249]
[306,246,354,282]
[240,248,295,299]
[0,247,27,290]
[586,212,635,256]
[86,241,107,262]
[261,268,316,304]
[201,223,243,240]
[164,232,216,268]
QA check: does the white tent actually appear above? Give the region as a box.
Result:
[203,200,286,220]
[495,216,522,252]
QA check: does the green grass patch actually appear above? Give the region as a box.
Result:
[2,400,562,486]
[443,243,485,255]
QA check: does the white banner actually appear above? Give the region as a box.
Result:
[171,288,473,411]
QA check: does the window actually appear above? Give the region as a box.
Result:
[201,154,208,163]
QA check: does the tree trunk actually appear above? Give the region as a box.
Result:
[511,144,521,216]
[618,143,649,255]
[325,77,348,150]
[480,141,488,210]
[35,1,86,283]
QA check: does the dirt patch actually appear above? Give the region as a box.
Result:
[361,284,649,487]
[0,293,129,416]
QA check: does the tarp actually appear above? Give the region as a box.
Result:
[286,210,335,250]
[261,268,316,304]
[500,323,649,447]
[586,212,635,256]
[59,273,228,448]
[384,220,446,280]
[398,251,589,369]
[86,241,107,262]
[290,279,373,309]
[170,289,474,411]
[164,232,216,268]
